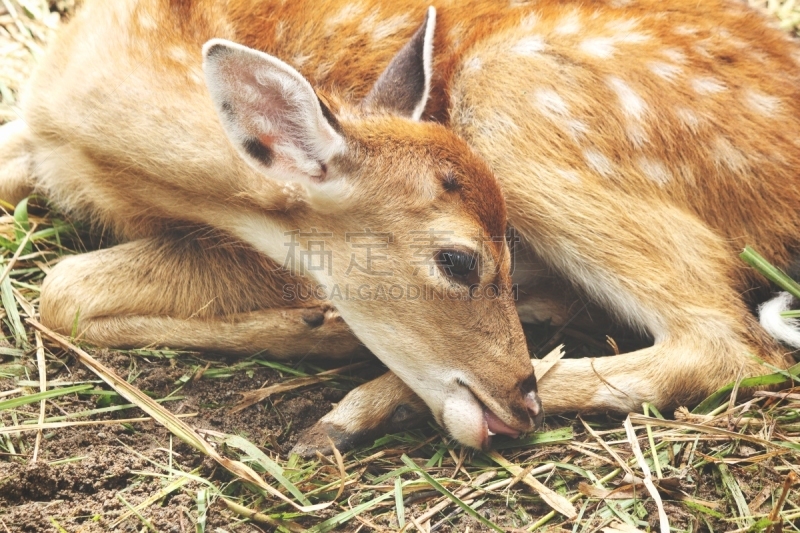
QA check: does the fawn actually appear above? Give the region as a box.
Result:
[1,0,799,454]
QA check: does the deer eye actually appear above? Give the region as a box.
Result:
[435,249,480,286]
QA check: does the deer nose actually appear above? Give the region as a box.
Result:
[525,391,544,428]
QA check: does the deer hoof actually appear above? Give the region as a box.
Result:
[290,422,372,458]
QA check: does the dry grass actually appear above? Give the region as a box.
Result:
[2,1,800,531]
[0,204,798,531]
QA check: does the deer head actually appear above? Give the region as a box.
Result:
[202,8,542,449]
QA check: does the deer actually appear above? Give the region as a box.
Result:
[1,0,799,456]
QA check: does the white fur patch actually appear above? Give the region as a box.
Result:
[637,157,671,184]
[662,49,687,64]
[712,136,748,173]
[533,89,569,116]
[168,46,189,65]
[367,13,411,41]
[553,13,581,35]
[583,149,614,177]
[606,18,639,33]
[580,37,615,58]
[607,77,646,120]
[464,56,482,72]
[512,36,546,55]
[691,77,726,95]
[327,2,366,28]
[626,124,649,148]
[138,12,157,30]
[759,292,800,348]
[564,119,589,140]
[674,25,698,36]
[520,13,539,31]
[744,90,781,116]
[648,61,682,82]
[675,107,700,133]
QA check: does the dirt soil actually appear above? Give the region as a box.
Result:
[0,349,382,532]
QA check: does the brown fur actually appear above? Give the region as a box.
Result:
[2,0,799,453]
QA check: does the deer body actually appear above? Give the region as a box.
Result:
[3,0,799,453]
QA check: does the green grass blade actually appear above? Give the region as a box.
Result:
[0,384,94,411]
[1,274,27,348]
[740,246,800,299]
[307,487,398,533]
[395,477,405,528]
[225,435,312,506]
[693,361,800,414]
[401,454,504,533]
[717,463,753,528]
[196,488,208,533]
[492,426,573,449]
[13,197,32,255]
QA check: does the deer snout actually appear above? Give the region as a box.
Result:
[525,390,544,429]
[519,371,544,428]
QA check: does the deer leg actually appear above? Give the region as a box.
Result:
[40,232,364,358]
[291,371,428,457]
[0,120,35,206]
[512,192,796,413]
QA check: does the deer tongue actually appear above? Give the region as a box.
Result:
[484,409,520,438]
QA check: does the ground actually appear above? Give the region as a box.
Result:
[1,1,800,532]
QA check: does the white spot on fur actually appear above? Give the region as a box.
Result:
[583,149,614,177]
[580,37,615,58]
[553,13,581,35]
[448,22,466,48]
[674,25,698,36]
[693,43,714,59]
[675,107,700,133]
[533,89,569,116]
[564,119,589,140]
[520,13,539,31]
[138,12,157,30]
[648,61,682,81]
[626,124,648,148]
[188,69,204,85]
[291,53,312,69]
[606,18,639,33]
[168,46,189,65]
[760,292,800,348]
[712,136,748,173]
[691,77,726,95]
[607,77,646,120]
[662,49,686,64]
[327,2,366,28]
[637,157,670,184]
[512,36,546,55]
[464,56,482,72]
[366,13,411,41]
[744,90,781,116]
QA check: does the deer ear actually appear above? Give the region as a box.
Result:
[203,39,345,186]
[362,7,436,120]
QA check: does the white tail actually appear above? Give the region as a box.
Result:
[760,292,800,349]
